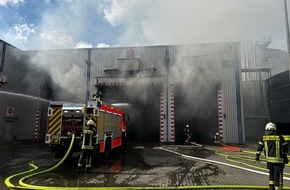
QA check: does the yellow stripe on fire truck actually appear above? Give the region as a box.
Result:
[48,108,62,143]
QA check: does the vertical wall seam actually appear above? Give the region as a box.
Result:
[235,47,243,144]
[86,49,92,101]
[0,42,6,72]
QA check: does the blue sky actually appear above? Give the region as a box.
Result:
[0,0,289,51]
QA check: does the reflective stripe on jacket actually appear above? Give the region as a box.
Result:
[257,135,288,164]
[81,129,94,150]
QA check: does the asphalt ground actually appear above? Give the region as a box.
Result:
[1,141,290,189]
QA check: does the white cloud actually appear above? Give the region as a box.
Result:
[8,23,35,41]
[102,0,132,27]
[75,41,93,48]
[75,42,111,48]
[31,0,101,50]
[39,30,74,49]
[97,43,110,48]
[0,0,24,6]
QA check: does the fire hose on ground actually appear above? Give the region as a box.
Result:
[5,135,290,189]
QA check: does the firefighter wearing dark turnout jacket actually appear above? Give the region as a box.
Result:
[256,122,289,190]
[78,119,96,173]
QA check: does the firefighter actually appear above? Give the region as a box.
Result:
[92,90,103,107]
[214,132,221,145]
[256,122,289,190]
[78,119,97,173]
[92,90,103,101]
[184,125,191,144]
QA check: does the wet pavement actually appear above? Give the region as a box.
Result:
[1,142,290,189]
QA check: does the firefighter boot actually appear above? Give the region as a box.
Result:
[77,163,83,173]
[85,166,92,173]
[78,166,82,173]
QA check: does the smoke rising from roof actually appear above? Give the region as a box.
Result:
[100,0,286,50]
[28,51,84,101]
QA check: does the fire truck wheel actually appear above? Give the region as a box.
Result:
[104,140,111,159]
[94,146,101,158]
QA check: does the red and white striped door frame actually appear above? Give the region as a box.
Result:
[160,89,165,142]
[32,85,41,143]
[160,85,175,143]
[217,86,224,142]
[169,87,175,142]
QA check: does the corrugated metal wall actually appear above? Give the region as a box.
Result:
[220,43,244,144]
[242,80,268,143]
[0,43,43,142]
[268,71,290,123]
[91,46,166,78]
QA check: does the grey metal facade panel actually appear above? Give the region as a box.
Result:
[169,43,239,81]
[208,42,244,144]
[220,43,244,144]
[242,81,268,143]
[1,45,26,94]
[222,67,239,143]
[91,46,167,79]
[139,46,167,76]
[0,94,37,142]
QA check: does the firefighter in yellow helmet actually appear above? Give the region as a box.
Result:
[256,122,289,190]
[78,119,97,173]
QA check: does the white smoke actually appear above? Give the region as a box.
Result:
[100,0,287,50]
[29,51,84,100]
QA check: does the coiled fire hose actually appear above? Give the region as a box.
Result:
[5,134,75,189]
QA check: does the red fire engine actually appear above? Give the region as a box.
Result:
[45,100,129,158]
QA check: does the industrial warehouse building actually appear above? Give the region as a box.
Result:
[0,39,289,144]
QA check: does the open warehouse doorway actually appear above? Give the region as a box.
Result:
[97,85,161,143]
[174,82,219,144]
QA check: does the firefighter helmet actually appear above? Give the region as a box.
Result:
[186,125,189,128]
[87,119,95,127]
[265,122,276,131]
